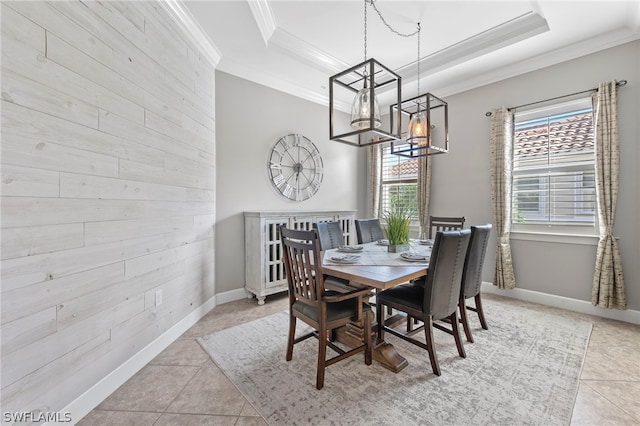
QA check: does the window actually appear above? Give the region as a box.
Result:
[512,98,596,230]
[379,145,418,218]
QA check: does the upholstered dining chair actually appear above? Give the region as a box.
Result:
[459,224,492,343]
[376,229,471,376]
[280,226,373,390]
[313,221,345,250]
[428,216,466,239]
[355,218,385,244]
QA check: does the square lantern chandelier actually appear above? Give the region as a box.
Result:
[329,0,448,157]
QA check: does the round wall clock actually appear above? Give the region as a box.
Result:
[268,134,323,201]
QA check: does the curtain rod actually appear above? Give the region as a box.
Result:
[485,79,627,116]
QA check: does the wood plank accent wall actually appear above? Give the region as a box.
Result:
[0,1,216,415]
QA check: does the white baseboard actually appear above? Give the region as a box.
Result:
[61,295,218,425]
[481,282,640,325]
[215,287,250,305]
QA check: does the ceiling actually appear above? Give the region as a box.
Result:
[183,0,639,110]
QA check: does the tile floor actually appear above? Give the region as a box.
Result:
[78,293,640,425]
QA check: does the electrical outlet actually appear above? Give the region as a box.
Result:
[155,289,163,307]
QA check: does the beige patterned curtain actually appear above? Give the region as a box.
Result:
[417,155,432,239]
[489,107,516,289]
[367,145,382,218]
[591,81,626,310]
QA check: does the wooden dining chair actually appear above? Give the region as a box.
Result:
[376,229,471,376]
[313,221,345,250]
[459,224,492,342]
[280,226,373,390]
[355,218,385,244]
[428,216,466,239]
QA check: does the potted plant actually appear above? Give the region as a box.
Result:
[383,198,412,253]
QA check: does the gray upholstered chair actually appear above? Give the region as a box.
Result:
[313,221,345,250]
[459,224,492,342]
[428,216,466,239]
[355,218,385,244]
[280,226,372,390]
[312,221,366,294]
[376,229,471,376]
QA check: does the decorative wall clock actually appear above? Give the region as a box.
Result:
[268,134,323,201]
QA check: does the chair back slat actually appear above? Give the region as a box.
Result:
[462,224,492,299]
[355,218,385,244]
[423,229,471,320]
[429,216,466,239]
[313,221,344,250]
[280,226,324,304]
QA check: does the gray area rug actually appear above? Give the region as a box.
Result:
[197,299,592,425]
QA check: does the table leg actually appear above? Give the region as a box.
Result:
[336,310,409,373]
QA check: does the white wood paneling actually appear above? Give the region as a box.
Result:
[1,164,60,198]
[0,307,57,357]
[0,0,216,415]
[1,223,84,260]
[2,132,119,177]
[1,68,100,128]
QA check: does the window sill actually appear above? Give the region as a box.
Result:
[510,231,599,246]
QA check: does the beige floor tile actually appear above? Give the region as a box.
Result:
[97,365,200,412]
[582,380,640,422]
[235,416,269,426]
[582,344,640,381]
[166,360,246,416]
[75,410,160,425]
[240,401,261,417]
[571,382,640,425]
[154,413,238,426]
[150,337,211,366]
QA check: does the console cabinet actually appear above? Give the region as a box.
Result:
[244,211,356,304]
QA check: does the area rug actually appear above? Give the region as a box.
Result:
[197,299,592,425]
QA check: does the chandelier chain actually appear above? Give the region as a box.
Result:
[417,23,421,96]
[363,0,367,63]
[370,0,420,38]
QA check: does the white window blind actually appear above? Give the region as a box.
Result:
[512,98,596,226]
[380,145,418,218]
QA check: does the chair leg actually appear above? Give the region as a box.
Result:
[458,295,474,343]
[406,315,414,332]
[475,294,488,330]
[450,312,466,358]
[329,329,337,342]
[364,310,372,365]
[286,314,296,361]
[376,301,384,341]
[423,316,441,376]
[316,323,327,390]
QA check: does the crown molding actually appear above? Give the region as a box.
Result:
[396,11,549,82]
[428,29,639,99]
[248,0,278,46]
[269,27,351,74]
[159,0,222,68]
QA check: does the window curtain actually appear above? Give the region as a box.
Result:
[489,107,517,289]
[591,81,626,310]
[417,155,432,239]
[367,145,381,218]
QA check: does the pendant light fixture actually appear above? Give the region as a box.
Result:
[391,23,449,157]
[329,0,401,147]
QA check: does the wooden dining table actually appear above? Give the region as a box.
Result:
[321,241,433,372]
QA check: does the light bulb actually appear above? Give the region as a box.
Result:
[407,112,429,146]
[350,87,382,130]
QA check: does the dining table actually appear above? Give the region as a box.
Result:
[321,239,434,372]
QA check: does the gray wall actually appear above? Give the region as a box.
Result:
[215,71,366,294]
[434,40,639,310]
[1,1,216,414]
[216,41,639,310]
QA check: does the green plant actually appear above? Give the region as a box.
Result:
[383,198,412,245]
